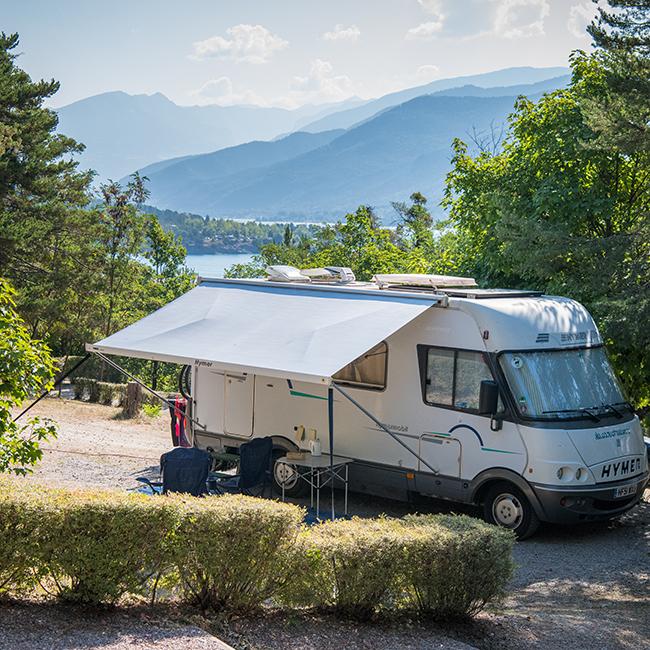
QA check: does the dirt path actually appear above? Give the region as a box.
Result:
[5,398,649,650]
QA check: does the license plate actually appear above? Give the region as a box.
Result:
[613,484,637,499]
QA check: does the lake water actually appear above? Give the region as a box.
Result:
[185,253,254,277]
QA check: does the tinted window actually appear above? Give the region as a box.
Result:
[423,347,496,412]
[334,341,387,390]
[454,350,494,410]
[425,348,454,405]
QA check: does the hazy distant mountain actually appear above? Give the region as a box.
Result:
[134,129,345,211]
[300,66,569,132]
[140,76,568,220]
[56,92,361,179]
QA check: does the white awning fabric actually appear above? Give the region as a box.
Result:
[88,279,441,384]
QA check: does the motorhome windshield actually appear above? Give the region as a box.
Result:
[499,347,627,420]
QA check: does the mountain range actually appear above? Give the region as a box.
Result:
[57,66,570,220]
[132,74,569,220]
[56,93,363,179]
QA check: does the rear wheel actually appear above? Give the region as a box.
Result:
[272,449,308,497]
[483,482,540,539]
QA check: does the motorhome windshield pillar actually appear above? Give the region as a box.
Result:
[332,383,439,475]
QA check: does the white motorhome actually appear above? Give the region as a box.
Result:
[89,269,649,538]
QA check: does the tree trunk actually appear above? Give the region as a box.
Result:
[123,381,143,418]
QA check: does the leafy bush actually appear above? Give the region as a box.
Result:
[72,377,127,406]
[283,517,405,618]
[0,481,178,603]
[401,514,515,618]
[0,482,513,617]
[142,402,162,417]
[0,480,48,593]
[170,493,304,612]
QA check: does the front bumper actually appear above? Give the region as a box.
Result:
[531,471,649,524]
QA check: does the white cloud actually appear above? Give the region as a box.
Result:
[191,77,266,106]
[191,24,288,64]
[568,2,596,39]
[417,0,445,13]
[416,64,440,81]
[493,0,550,39]
[408,0,550,40]
[323,24,361,42]
[288,59,354,105]
[406,20,445,40]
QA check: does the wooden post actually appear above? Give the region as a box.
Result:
[123,381,143,418]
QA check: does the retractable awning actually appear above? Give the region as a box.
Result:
[87,279,443,384]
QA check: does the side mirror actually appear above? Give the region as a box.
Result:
[479,380,499,416]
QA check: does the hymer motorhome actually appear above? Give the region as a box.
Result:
[89,269,649,537]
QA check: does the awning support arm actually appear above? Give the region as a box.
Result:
[13,353,92,422]
[92,351,206,431]
[332,383,439,475]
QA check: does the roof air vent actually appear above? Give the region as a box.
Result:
[265,265,310,282]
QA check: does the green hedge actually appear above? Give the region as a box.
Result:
[0,480,514,617]
[72,377,159,408]
[284,515,515,618]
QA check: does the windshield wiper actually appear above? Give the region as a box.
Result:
[542,407,600,422]
[603,403,623,419]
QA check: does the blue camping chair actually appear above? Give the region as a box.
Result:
[208,437,273,497]
[137,446,212,496]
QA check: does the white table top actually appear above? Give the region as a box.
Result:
[276,453,354,469]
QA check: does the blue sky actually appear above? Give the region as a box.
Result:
[5,0,597,108]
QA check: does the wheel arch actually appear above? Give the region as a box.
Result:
[469,468,546,519]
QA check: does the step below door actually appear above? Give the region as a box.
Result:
[224,373,254,437]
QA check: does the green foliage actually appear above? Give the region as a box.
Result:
[443,48,650,410]
[171,493,304,612]
[284,515,514,619]
[142,402,162,418]
[226,204,444,281]
[0,279,57,474]
[401,514,515,618]
[146,204,320,254]
[0,482,514,616]
[0,33,194,359]
[285,517,405,618]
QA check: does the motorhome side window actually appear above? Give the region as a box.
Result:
[424,347,495,411]
[333,341,387,390]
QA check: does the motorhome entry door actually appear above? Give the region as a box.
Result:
[224,374,254,437]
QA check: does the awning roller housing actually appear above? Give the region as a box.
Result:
[88,279,443,384]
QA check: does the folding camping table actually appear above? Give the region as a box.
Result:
[276,454,353,520]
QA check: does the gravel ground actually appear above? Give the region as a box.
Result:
[3,397,649,650]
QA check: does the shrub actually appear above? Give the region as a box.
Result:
[0,480,49,593]
[72,378,126,406]
[97,381,126,406]
[38,489,179,603]
[283,517,405,618]
[401,514,515,618]
[171,493,304,612]
[0,481,179,604]
[142,402,162,417]
[72,377,99,402]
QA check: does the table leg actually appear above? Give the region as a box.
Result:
[316,469,320,520]
[344,464,348,516]
[310,467,314,508]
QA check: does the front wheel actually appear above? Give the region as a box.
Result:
[482,482,540,539]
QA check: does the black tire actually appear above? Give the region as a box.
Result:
[482,481,540,540]
[272,448,308,498]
